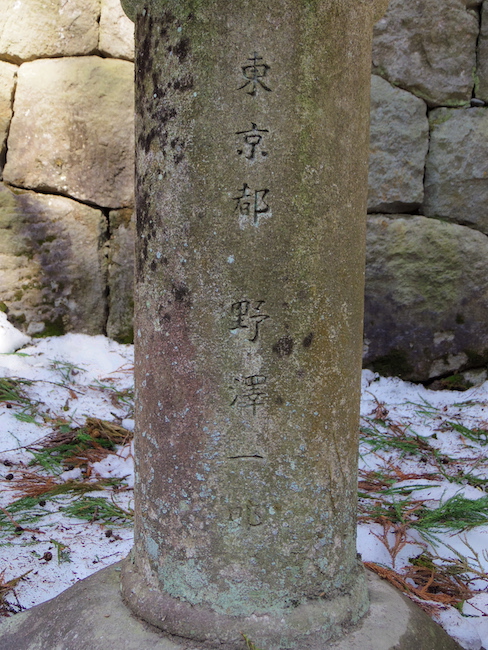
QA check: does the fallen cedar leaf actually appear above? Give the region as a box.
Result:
[364,561,473,607]
[0,568,32,602]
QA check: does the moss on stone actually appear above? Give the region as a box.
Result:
[429,110,454,128]
[436,374,473,391]
[33,315,65,338]
[114,327,134,345]
[370,349,413,379]
[465,348,488,367]
[473,67,481,97]
[9,313,26,328]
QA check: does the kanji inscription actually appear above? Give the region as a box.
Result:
[238,52,271,96]
[236,122,269,160]
[233,183,270,225]
[230,299,269,342]
[231,374,268,415]
[228,500,265,526]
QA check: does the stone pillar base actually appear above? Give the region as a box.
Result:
[0,561,462,650]
[120,555,369,649]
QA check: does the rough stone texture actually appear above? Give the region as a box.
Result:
[99,0,135,61]
[3,56,135,209]
[364,214,488,381]
[0,0,99,63]
[106,208,134,343]
[423,107,488,234]
[372,0,479,107]
[368,75,429,213]
[121,0,388,647]
[0,562,462,650]
[0,61,17,171]
[0,182,107,337]
[477,2,488,101]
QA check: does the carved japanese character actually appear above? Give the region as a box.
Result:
[238,53,271,96]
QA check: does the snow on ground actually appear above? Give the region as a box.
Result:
[0,328,134,610]
[360,371,488,650]
[1,321,488,649]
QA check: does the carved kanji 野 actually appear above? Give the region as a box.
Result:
[230,299,269,342]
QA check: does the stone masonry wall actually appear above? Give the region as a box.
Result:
[1,0,488,383]
[366,0,488,383]
[0,0,135,343]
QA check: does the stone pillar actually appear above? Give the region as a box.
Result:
[120,1,388,647]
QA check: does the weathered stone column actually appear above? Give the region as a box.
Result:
[120,1,388,647]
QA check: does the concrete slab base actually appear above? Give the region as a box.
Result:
[0,562,462,650]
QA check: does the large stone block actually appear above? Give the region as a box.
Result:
[99,0,135,61]
[368,75,429,213]
[0,61,17,171]
[0,0,99,63]
[3,56,135,209]
[423,107,488,234]
[475,1,488,101]
[364,214,488,381]
[106,208,134,343]
[372,0,478,107]
[0,183,107,336]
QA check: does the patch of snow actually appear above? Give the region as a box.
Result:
[434,607,482,650]
[0,312,30,354]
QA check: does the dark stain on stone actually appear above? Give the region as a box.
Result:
[135,13,153,80]
[139,101,176,153]
[135,11,180,155]
[172,284,190,304]
[158,106,177,125]
[272,336,294,357]
[135,183,152,280]
[169,38,190,63]
[138,120,158,153]
[137,238,148,279]
[303,332,314,348]
[170,137,186,164]
[136,178,150,236]
[137,131,150,154]
[370,349,413,379]
[173,75,194,92]
[158,307,171,325]
[134,12,171,83]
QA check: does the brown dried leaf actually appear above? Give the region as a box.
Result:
[364,561,474,606]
